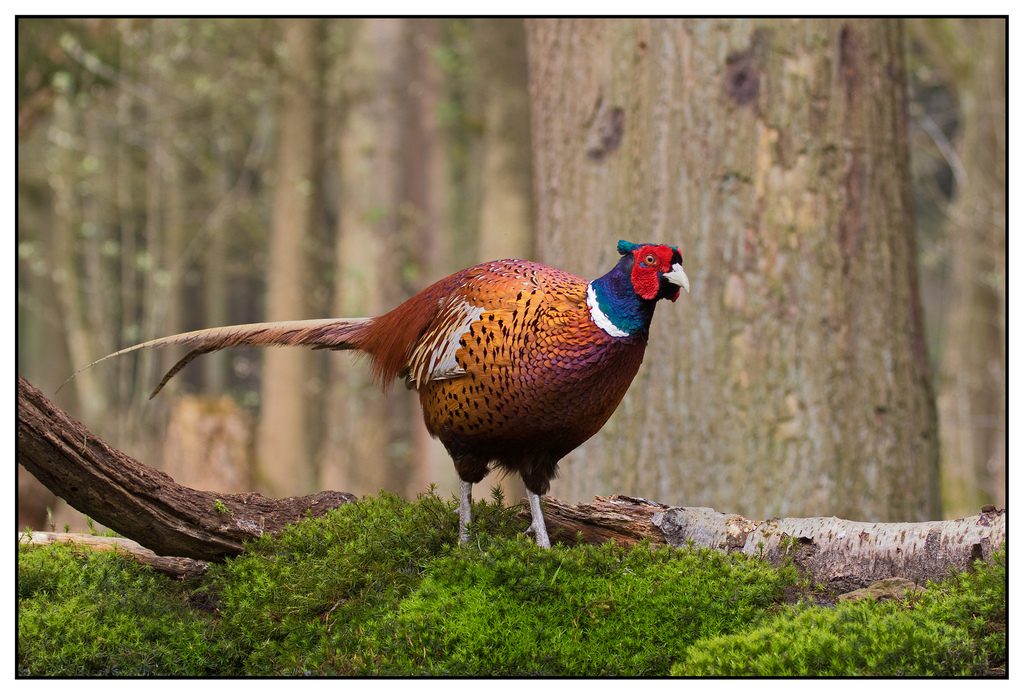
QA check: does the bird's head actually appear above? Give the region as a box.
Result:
[616,240,690,302]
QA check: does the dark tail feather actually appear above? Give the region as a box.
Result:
[149,348,214,399]
[59,317,374,397]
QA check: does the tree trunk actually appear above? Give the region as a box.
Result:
[162,395,252,492]
[150,19,187,387]
[256,20,322,496]
[201,159,231,394]
[526,19,940,522]
[934,19,1006,515]
[320,19,405,496]
[401,20,451,498]
[115,20,140,431]
[473,19,535,262]
[47,74,109,426]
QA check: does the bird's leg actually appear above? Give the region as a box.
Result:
[458,480,473,546]
[527,491,551,548]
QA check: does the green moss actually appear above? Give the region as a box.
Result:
[17,494,1006,677]
[362,538,799,676]
[17,544,217,676]
[672,548,1006,677]
[203,490,522,675]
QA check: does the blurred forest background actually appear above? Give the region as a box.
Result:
[16,18,1005,532]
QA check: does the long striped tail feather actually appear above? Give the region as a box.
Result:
[59,317,374,398]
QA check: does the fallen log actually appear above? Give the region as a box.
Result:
[18,376,1005,591]
[17,376,355,561]
[536,495,1005,592]
[18,531,208,579]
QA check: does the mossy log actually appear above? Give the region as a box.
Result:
[538,496,1004,593]
[18,376,1004,589]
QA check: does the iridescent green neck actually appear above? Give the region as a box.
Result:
[587,257,655,337]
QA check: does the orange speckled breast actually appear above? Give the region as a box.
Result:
[414,259,648,462]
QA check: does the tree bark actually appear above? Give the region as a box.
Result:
[18,377,355,561]
[526,18,940,522]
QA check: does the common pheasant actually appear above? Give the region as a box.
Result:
[71,239,690,547]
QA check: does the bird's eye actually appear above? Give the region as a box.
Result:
[644,254,656,265]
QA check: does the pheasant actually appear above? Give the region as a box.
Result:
[70,239,689,547]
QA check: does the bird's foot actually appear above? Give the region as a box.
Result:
[526,520,551,548]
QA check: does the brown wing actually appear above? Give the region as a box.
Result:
[404,260,586,389]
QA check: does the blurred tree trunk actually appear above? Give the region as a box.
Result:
[137,19,171,408]
[163,395,252,492]
[154,20,187,384]
[48,72,109,426]
[320,19,405,495]
[256,20,322,496]
[932,19,1006,513]
[119,19,182,470]
[43,50,117,534]
[401,20,450,497]
[115,21,140,427]
[471,18,534,504]
[527,19,940,522]
[474,19,534,262]
[202,161,230,394]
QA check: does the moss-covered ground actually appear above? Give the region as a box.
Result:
[17,491,1006,676]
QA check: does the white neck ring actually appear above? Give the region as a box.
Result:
[586,283,630,338]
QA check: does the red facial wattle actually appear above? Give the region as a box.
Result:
[630,245,676,300]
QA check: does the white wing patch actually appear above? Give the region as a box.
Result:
[406,297,487,388]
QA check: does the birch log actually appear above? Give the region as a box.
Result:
[537,495,1004,592]
[18,532,208,579]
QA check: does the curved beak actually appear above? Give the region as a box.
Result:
[663,263,690,294]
